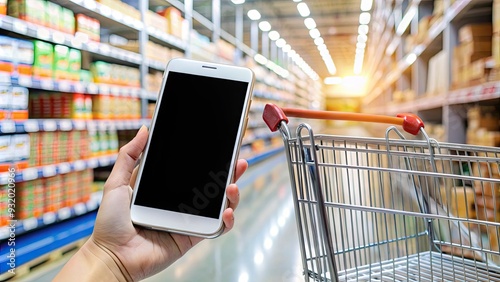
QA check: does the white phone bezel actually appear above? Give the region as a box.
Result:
[129,58,255,238]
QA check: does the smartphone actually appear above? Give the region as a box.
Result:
[130,58,255,238]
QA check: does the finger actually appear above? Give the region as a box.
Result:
[221,208,235,234]
[233,159,248,182]
[226,183,239,211]
[104,125,148,193]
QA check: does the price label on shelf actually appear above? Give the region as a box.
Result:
[17,75,32,87]
[23,217,38,231]
[0,72,10,84]
[73,120,86,130]
[58,163,71,174]
[73,160,86,171]
[112,10,123,22]
[13,20,27,35]
[87,158,98,168]
[99,156,111,167]
[73,203,87,215]
[58,207,71,220]
[42,165,57,178]
[87,42,99,53]
[59,120,73,131]
[74,82,85,93]
[1,120,16,133]
[22,168,38,181]
[99,5,112,17]
[40,79,54,90]
[83,0,97,10]
[36,27,50,40]
[58,81,71,92]
[99,84,110,94]
[43,120,57,131]
[99,44,110,56]
[0,172,9,185]
[87,83,98,94]
[23,120,39,132]
[43,212,56,225]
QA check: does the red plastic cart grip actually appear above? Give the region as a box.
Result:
[263,103,289,132]
[263,103,425,135]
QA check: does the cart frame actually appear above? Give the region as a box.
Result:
[263,103,500,281]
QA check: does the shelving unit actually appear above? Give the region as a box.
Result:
[0,0,322,278]
[363,0,499,145]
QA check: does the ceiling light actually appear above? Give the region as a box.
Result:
[268,30,280,40]
[360,0,373,11]
[309,28,320,39]
[324,76,342,85]
[359,12,371,25]
[396,5,417,35]
[293,0,302,2]
[230,0,245,4]
[304,18,316,29]
[317,44,327,51]
[276,38,286,47]
[247,9,261,20]
[258,21,271,32]
[358,24,369,35]
[297,2,310,17]
[357,34,367,43]
[314,37,324,45]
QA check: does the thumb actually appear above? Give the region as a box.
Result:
[103,125,148,194]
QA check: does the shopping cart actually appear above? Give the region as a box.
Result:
[262,103,500,281]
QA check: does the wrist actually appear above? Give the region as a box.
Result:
[53,236,133,282]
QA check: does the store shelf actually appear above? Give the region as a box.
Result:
[0,191,101,240]
[0,154,118,185]
[0,210,97,278]
[0,119,150,134]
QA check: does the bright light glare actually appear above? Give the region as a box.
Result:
[258,21,271,31]
[314,37,324,46]
[309,28,320,39]
[304,17,316,29]
[276,38,286,47]
[324,76,342,85]
[360,0,373,11]
[282,44,291,52]
[359,12,371,25]
[247,9,261,20]
[268,30,280,40]
[231,0,245,4]
[358,24,369,35]
[297,2,310,17]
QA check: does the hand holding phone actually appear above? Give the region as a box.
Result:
[130,58,255,238]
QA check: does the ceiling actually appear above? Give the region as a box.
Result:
[190,0,367,81]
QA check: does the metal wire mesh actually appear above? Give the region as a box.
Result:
[281,123,500,281]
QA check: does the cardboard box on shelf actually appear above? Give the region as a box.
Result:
[459,23,493,43]
[467,106,500,132]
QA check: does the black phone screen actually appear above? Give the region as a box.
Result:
[133,71,249,219]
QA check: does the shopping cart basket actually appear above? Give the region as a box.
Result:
[262,103,500,281]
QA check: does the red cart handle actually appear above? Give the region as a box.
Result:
[263,103,424,135]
